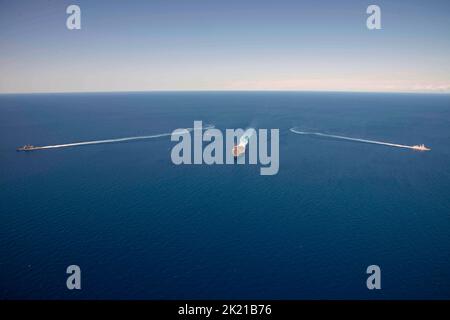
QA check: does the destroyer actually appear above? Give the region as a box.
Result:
[16,145,39,151]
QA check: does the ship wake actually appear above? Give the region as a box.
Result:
[290,128,430,151]
[21,124,214,151]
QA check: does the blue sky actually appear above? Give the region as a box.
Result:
[1,0,450,93]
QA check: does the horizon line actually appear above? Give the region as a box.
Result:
[1,89,450,96]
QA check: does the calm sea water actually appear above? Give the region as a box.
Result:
[1,92,449,299]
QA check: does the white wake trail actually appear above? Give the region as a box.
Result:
[290,128,430,151]
[27,125,214,151]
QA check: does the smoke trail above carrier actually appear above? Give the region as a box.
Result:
[290,128,430,151]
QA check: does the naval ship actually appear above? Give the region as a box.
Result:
[16,145,40,151]
[232,131,252,158]
[412,144,431,151]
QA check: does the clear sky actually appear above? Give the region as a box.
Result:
[1,0,450,93]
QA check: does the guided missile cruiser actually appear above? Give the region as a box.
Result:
[411,144,431,151]
[232,128,254,158]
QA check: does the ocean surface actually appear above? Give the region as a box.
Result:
[0,91,449,299]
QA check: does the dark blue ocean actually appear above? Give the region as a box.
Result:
[1,92,449,299]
